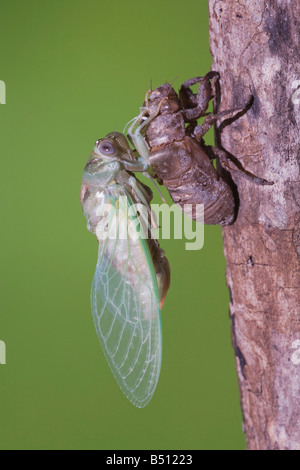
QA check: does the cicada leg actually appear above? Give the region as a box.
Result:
[179,71,220,122]
[127,92,168,165]
[192,100,253,141]
[206,145,274,186]
[127,175,158,234]
[126,93,168,204]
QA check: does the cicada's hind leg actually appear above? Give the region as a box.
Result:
[205,145,274,186]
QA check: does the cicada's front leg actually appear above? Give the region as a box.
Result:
[127,92,168,165]
[179,71,220,122]
[127,100,151,167]
[126,95,168,203]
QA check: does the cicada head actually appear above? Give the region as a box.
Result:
[85,131,135,169]
[147,83,180,116]
[94,132,129,158]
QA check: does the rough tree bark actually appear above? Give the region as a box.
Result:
[209,0,300,450]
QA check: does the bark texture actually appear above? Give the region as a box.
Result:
[209,0,300,450]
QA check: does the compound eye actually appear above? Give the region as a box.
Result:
[97,140,115,155]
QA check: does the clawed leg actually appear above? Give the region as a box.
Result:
[206,146,274,186]
[179,71,219,122]
[127,92,168,167]
[192,99,253,140]
[127,175,158,232]
[179,73,273,186]
[126,93,167,202]
[127,105,151,167]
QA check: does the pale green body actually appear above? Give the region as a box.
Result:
[81,127,170,407]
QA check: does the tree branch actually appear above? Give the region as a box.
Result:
[209,0,300,450]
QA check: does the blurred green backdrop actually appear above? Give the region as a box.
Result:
[0,0,245,450]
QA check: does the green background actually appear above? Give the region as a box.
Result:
[0,0,245,450]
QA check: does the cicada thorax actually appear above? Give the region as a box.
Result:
[145,84,236,225]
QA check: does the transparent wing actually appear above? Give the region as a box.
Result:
[91,195,162,408]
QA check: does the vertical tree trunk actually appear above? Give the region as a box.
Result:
[209,0,300,450]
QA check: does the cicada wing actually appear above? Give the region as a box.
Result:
[91,196,162,408]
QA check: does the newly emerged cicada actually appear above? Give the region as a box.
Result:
[81,126,170,408]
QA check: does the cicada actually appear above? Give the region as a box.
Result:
[80,119,170,408]
[139,73,273,225]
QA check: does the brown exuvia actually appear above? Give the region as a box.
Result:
[141,72,273,225]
